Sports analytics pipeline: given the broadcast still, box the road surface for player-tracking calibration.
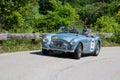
[0,47,120,80]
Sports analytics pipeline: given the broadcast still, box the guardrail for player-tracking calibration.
[0,33,46,40]
[0,33,113,40]
[99,33,113,38]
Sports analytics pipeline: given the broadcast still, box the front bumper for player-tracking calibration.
[42,47,74,53]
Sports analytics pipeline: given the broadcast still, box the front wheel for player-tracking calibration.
[74,43,82,59]
[42,49,49,55]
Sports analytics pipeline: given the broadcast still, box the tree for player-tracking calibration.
[0,0,35,32]
[38,0,55,15]
[116,10,120,24]
[95,16,119,32]
[36,0,78,32]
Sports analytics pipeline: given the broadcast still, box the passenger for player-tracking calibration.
[70,27,77,33]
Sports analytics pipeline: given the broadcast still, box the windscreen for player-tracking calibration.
[58,26,83,34]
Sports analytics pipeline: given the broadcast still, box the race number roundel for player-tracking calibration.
[90,39,95,52]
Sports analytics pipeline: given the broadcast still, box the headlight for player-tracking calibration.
[43,38,48,42]
[70,40,76,45]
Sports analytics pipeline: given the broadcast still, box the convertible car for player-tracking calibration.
[42,26,102,59]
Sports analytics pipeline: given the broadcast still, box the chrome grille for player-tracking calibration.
[50,39,69,49]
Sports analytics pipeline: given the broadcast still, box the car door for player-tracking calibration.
[82,36,91,53]
[83,36,96,53]
[87,37,96,53]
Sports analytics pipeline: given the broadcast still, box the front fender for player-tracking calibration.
[70,38,84,52]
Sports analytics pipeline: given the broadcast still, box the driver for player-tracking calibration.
[82,28,88,36]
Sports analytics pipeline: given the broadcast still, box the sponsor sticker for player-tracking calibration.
[90,39,95,52]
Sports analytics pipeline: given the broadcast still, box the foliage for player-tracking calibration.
[78,3,100,26]
[78,1,120,26]
[38,0,55,15]
[95,16,120,44]
[0,0,35,33]
[36,0,78,33]
[116,10,120,24]
[112,29,120,44]
[95,16,119,32]
[0,39,42,53]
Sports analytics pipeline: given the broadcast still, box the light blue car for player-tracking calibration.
[42,26,102,59]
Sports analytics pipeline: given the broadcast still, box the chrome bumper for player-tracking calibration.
[42,47,74,53]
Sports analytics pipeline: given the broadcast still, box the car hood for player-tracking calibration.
[52,33,81,42]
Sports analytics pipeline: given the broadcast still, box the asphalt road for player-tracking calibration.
[0,47,120,80]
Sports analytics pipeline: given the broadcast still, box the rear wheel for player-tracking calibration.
[93,42,100,56]
[74,43,82,59]
[42,49,49,55]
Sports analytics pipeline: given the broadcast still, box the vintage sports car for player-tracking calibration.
[42,26,102,59]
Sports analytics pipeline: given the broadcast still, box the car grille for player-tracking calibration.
[50,39,70,49]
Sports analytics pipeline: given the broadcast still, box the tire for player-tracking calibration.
[42,49,49,55]
[74,43,82,59]
[93,42,100,56]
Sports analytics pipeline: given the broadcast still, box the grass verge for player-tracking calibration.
[102,39,120,47]
[0,39,42,54]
